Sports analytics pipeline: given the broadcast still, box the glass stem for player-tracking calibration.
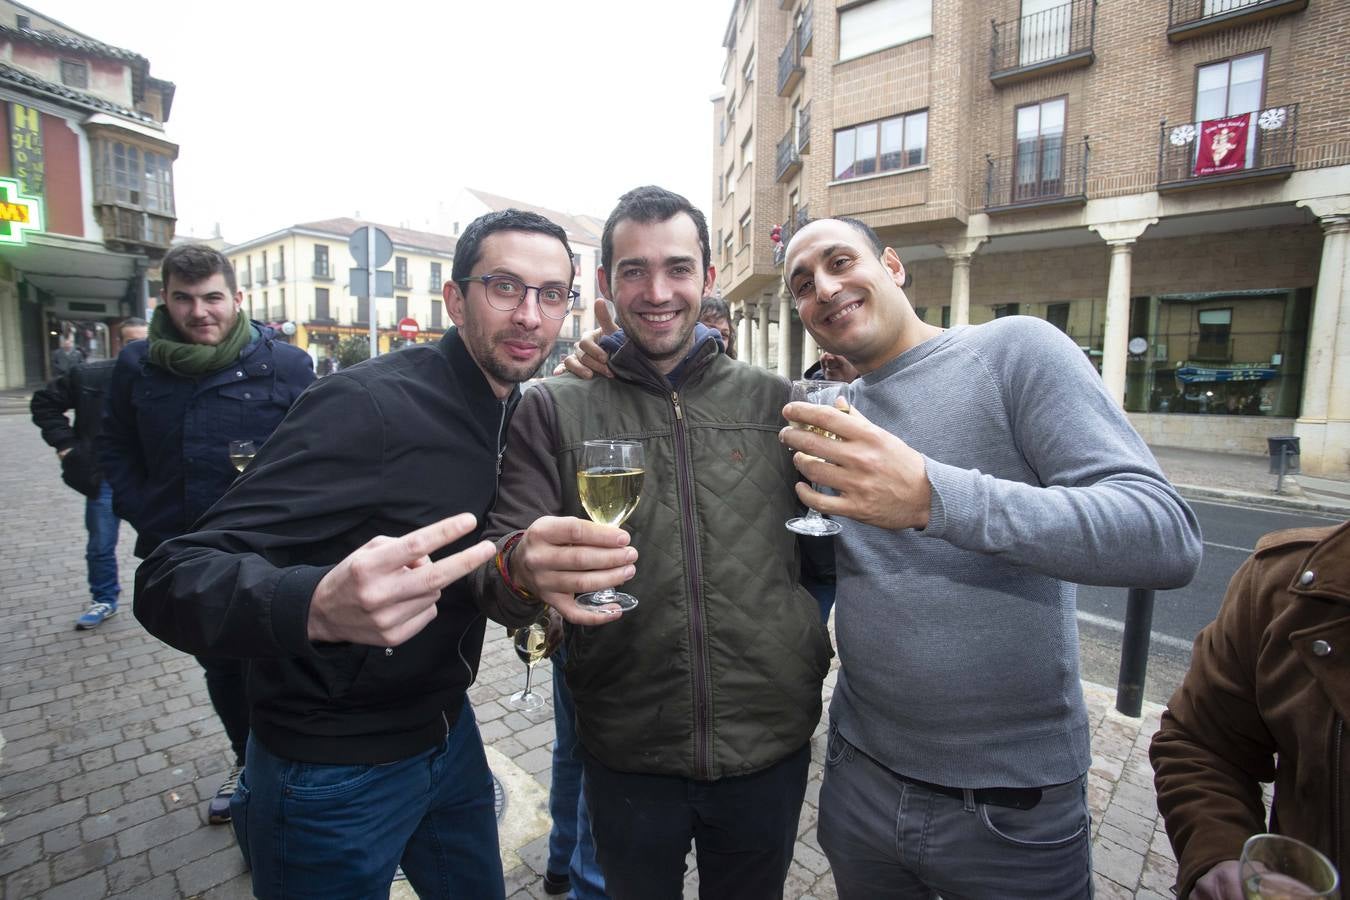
[521,663,534,696]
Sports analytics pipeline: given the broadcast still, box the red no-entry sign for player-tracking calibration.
[397,317,420,339]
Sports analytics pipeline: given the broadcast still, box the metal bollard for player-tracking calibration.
[1115,587,1156,717]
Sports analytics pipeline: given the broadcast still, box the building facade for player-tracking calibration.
[712,0,1349,474]
[0,1,177,388]
[226,219,458,372]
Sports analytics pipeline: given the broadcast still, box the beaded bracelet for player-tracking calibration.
[495,531,535,602]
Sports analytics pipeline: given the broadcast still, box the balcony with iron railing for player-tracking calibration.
[798,102,811,153]
[1157,104,1298,193]
[313,260,333,280]
[272,261,285,281]
[991,0,1095,86]
[239,269,252,288]
[776,8,812,97]
[255,267,268,285]
[776,128,802,183]
[1167,0,1307,42]
[982,137,1090,212]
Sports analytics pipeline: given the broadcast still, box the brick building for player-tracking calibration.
[712,0,1349,474]
[0,1,177,389]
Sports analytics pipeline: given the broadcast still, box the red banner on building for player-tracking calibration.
[1194,114,1250,177]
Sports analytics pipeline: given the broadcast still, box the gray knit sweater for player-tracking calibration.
[833,316,1201,789]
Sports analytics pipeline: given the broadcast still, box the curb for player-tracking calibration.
[1174,483,1350,517]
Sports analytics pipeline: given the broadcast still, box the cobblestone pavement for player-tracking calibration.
[0,406,1217,899]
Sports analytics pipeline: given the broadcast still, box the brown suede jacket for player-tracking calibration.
[1151,519,1350,898]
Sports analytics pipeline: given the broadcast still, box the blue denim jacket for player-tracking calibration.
[99,323,314,557]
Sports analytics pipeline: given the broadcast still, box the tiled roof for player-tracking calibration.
[0,23,145,65]
[0,61,159,125]
[291,218,458,254]
[467,189,604,245]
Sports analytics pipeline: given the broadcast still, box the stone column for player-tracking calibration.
[1089,218,1157,407]
[757,297,771,370]
[939,236,987,327]
[777,288,793,377]
[1294,197,1350,475]
[736,301,752,362]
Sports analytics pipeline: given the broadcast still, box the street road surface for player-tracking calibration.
[1076,497,1344,704]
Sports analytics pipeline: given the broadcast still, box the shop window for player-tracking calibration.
[1194,308,1232,360]
[1046,302,1070,333]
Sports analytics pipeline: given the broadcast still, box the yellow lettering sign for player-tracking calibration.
[0,202,29,223]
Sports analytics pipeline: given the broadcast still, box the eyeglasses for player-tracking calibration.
[460,274,579,320]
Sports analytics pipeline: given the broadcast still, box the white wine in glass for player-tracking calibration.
[1240,834,1340,900]
[576,439,644,611]
[785,379,847,537]
[228,440,257,473]
[508,618,548,712]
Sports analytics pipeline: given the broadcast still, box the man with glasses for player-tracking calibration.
[135,210,578,899]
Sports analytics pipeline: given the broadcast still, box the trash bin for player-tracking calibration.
[1267,436,1300,474]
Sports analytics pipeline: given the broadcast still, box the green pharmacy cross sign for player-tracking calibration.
[0,176,43,245]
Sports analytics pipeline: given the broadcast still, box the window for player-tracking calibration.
[276,246,286,280]
[1196,52,1264,121]
[431,300,443,329]
[396,296,408,320]
[91,140,175,214]
[993,303,1021,318]
[1195,308,1232,360]
[941,305,951,328]
[395,256,409,288]
[60,59,88,89]
[834,110,926,180]
[741,130,755,170]
[723,232,735,263]
[738,210,752,249]
[315,288,330,321]
[1014,98,1065,201]
[742,50,756,87]
[314,244,330,277]
[429,261,442,291]
[1046,302,1070,333]
[357,297,370,325]
[279,288,287,321]
[838,0,931,62]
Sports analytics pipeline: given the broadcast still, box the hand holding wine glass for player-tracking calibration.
[784,380,847,536]
[576,439,644,611]
[1239,834,1340,900]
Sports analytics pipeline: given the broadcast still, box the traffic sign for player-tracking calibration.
[349,268,394,298]
[398,317,420,338]
[349,227,393,268]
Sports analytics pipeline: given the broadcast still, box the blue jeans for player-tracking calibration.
[548,651,608,899]
[818,724,1092,900]
[85,482,120,607]
[231,702,504,900]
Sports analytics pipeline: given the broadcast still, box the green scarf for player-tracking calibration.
[147,305,255,376]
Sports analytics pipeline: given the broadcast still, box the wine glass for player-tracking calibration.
[575,439,645,611]
[508,617,549,712]
[228,440,257,473]
[1240,834,1340,899]
[785,379,848,537]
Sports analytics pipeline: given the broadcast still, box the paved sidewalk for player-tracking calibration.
[0,405,1335,898]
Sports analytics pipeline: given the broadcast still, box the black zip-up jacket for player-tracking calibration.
[30,359,117,498]
[135,329,518,765]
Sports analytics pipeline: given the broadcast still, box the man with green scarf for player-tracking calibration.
[99,243,314,825]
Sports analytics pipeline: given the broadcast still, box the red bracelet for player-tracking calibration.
[495,532,535,601]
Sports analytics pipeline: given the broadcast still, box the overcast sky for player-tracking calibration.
[42,0,731,242]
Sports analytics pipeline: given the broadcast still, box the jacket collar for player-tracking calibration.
[439,327,519,411]
[1290,520,1350,605]
[602,323,723,391]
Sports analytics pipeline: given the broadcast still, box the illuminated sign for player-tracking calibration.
[9,103,44,195]
[0,176,43,244]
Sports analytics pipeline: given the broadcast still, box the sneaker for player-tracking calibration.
[75,602,117,630]
[543,871,571,896]
[208,767,242,825]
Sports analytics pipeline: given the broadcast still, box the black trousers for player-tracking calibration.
[583,741,810,900]
[196,655,249,765]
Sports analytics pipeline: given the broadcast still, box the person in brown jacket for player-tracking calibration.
[1150,519,1350,899]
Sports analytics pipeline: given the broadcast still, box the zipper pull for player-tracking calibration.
[672,391,683,420]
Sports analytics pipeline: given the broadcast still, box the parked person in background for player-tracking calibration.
[31,317,148,629]
[1151,520,1349,900]
[51,335,85,377]
[698,294,737,359]
[99,244,314,826]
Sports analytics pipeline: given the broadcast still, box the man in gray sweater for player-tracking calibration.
[780,217,1202,899]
